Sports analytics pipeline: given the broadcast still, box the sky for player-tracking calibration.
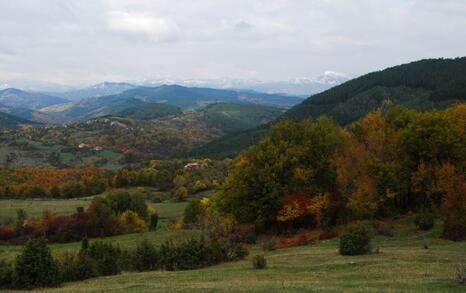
[0,0,465,87]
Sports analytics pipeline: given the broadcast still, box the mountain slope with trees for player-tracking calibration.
[189,57,466,159]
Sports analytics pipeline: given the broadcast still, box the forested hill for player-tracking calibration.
[0,111,38,128]
[284,57,466,124]
[189,57,466,159]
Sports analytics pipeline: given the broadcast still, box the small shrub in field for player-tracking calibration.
[88,241,121,276]
[414,211,435,231]
[149,213,159,231]
[244,231,257,244]
[58,253,97,282]
[456,263,466,285]
[252,254,267,269]
[14,238,61,289]
[339,222,374,256]
[260,237,277,251]
[132,239,158,271]
[159,237,248,271]
[183,200,204,225]
[118,210,148,233]
[0,261,14,289]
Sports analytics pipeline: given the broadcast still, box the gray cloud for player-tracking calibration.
[0,0,465,87]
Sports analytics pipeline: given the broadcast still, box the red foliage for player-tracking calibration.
[278,232,314,248]
[0,225,15,241]
[442,181,466,241]
[319,229,339,240]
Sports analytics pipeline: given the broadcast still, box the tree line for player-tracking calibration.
[214,103,466,241]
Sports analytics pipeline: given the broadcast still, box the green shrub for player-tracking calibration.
[0,261,13,289]
[159,237,248,271]
[252,254,267,269]
[244,231,257,244]
[88,241,121,276]
[183,200,204,225]
[149,213,159,231]
[339,222,374,256]
[14,238,61,289]
[414,211,435,230]
[59,252,97,282]
[132,240,158,271]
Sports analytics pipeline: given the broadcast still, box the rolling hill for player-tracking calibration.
[0,88,69,110]
[55,82,137,100]
[112,102,182,120]
[0,111,38,128]
[188,57,466,159]
[43,85,302,123]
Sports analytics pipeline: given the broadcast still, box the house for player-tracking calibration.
[94,146,103,151]
[184,161,208,171]
[78,143,89,149]
[184,162,201,171]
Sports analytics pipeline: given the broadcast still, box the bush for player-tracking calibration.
[159,237,248,271]
[88,241,121,276]
[244,231,257,244]
[183,200,204,225]
[149,213,159,231]
[14,238,61,289]
[252,254,267,269]
[58,252,97,282]
[132,240,158,271]
[456,263,466,285]
[339,222,374,256]
[0,261,13,289]
[414,211,435,231]
[118,210,148,233]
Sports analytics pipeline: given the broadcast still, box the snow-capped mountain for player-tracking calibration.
[138,71,350,96]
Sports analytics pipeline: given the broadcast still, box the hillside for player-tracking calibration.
[189,57,466,159]
[55,82,137,100]
[285,57,466,124]
[0,103,281,167]
[44,85,302,123]
[0,111,38,128]
[199,103,283,133]
[0,88,68,111]
[112,102,182,120]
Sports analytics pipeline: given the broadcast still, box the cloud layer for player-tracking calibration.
[0,0,465,86]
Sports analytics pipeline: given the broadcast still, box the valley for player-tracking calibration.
[0,57,465,292]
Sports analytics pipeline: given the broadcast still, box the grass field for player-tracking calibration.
[0,193,192,263]
[0,217,464,292]
[0,197,465,293]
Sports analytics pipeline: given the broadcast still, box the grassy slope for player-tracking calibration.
[1,217,464,292]
[42,220,466,292]
[0,194,191,263]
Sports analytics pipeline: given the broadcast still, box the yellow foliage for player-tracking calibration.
[118,210,148,233]
[277,202,303,222]
[200,197,210,207]
[147,206,156,216]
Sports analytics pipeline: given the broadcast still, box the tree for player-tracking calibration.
[14,238,60,289]
[174,186,188,201]
[215,118,344,224]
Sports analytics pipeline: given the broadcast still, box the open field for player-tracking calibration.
[0,193,193,263]
[1,217,465,292]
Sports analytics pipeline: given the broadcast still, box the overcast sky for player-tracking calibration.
[1,0,465,87]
